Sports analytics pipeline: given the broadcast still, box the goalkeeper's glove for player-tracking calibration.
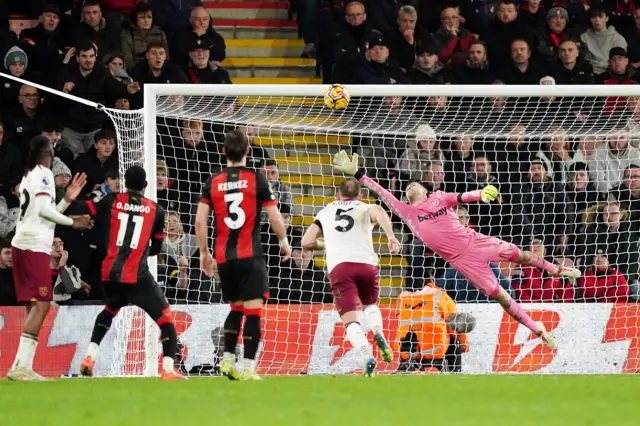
[481,185,499,204]
[332,150,359,176]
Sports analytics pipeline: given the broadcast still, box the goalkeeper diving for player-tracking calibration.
[333,151,582,349]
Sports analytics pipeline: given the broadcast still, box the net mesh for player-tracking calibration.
[119,91,640,374]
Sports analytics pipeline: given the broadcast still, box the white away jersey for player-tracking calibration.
[314,200,377,272]
[11,166,57,254]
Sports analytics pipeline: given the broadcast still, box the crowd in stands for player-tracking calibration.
[0,0,639,307]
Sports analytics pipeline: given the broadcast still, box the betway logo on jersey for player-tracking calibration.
[417,207,447,222]
[218,180,248,192]
[116,202,151,213]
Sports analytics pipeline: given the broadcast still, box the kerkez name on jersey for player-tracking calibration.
[116,202,151,213]
[218,180,248,192]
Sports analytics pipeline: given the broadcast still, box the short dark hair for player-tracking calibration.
[42,117,62,133]
[130,2,153,25]
[264,159,277,168]
[81,0,100,10]
[558,38,579,48]
[75,41,97,56]
[0,238,11,252]
[499,0,517,7]
[105,168,119,180]
[125,166,146,191]
[147,40,168,53]
[339,177,361,198]
[94,128,116,144]
[25,136,52,173]
[224,130,249,162]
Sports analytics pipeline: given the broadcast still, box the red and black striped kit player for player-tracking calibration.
[78,166,186,380]
[196,130,291,380]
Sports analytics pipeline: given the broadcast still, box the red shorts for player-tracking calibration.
[11,247,52,303]
[329,262,379,316]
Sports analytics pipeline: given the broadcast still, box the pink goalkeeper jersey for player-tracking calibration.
[359,175,483,262]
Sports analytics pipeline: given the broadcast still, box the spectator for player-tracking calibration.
[19,5,68,84]
[520,158,575,246]
[581,6,627,74]
[482,0,537,71]
[158,249,189,304]
[389,5,419,70]
[623,5,640,68]
[89,168,121,202]
[577,247,630,302]
[0,240,17,306]
[297,0,319,58]
[51,236,89,303]
[1,47,42,114]
[157,159,180,212]
[421,161,446,193]
[536,6,577,65]
[113,98,130,110]
[43,119,74,171]
[273,239,331,304]
[56,42,139,156]
[332,1,373,84]
[464,155,505,236]
[0,182,20,239]
[0,18,18,62]
[550,39,595,84]
[73,0,121,60]
[121,2,168,71]
[611,165,640,221]
[184,39,232,85]
[565,162,607,223]
[52,157,72,202]
[406,39,450,85]
[535,128,573,182]
[596,47,640,85]
[588,132,640,192]
[149,0,203,31]
[572,135,603,163]
[519,0,548,31]
[103,52,134,84]
[394,124,443,190]
[450,40,496,84]
[0,123,22,187]
[130,41,188,108]
[446,134,474,191]
[495,124,531,197]
[169,6,226,68]
[163,210,198,271]
[318,0,346,82]
[576,201,639,287]
[355,30,410,84]
[512,237,575,302]
[434,6,476,68]
[4,85,43,162]
[72,128,119,195]
[263,203,294,287]
[260,159,292,215]
[499,39,546,84]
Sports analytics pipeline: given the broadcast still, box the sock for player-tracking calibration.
[242,309,261,361]
[90,308,116,346]
[363,305,384,335]
[86,342,99,359]
[224,307,244,354]
[159,323,178,368]
[243,358,256,373]
[162,356,175,374]
[345,322,372,361]
[504,298,540,334]
[12,333,37,370]
[527,254,558,274]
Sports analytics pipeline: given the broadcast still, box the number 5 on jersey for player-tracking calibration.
[224,192,245,229]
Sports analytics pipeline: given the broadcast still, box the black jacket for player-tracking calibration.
[388,28,418,70]
[611,183,640,222]
[130,60,189,109]
[184,63,232,85]
[73,19,120,60]
[19,24,69,84]
[550,58,595,84]
[0,140,22,186]
[169,25,227,67]
[332,21,373,83]
[72,145,119,196]
[0,267,18,306]
[450,61,497,84]
[55,64,129,132]
[355,57,411,84]
[535,26,579,65]
[406,62,450,85]
[499,60,546,85]
[482,18,537,71]
[519,179,576,242]
[4,106,43,161]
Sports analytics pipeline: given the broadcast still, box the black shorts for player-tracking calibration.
[218,258,269,303]
[102,274,169,321]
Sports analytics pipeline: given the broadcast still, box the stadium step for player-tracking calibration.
[226,39,304,58]
[293,195,377,205]
[282,175,343,187]
[314,256,407,269]
[276,155,331,166]
[254,135,350,147]
[233,77,321,84]
[222,57,316,78]
[206,2,289,20]
[214,19,298,40]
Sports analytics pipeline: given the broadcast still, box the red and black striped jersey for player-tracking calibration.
[201,167,277,264]
[84,192,165,284]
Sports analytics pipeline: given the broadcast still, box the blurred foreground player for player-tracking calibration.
[196,130,292,381]
[333,151,583,350]
[301,178,401,377]
[8,136,92,381]
[79,166,186,380]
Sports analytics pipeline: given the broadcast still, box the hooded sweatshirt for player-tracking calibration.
[4,46,28,71]
[580,26,628,74]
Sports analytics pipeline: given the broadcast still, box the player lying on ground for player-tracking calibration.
[8,136,93,381]
[78,166,186,380]
[301,178,401,377]
[333,151,582,349]
[196,130,292,381]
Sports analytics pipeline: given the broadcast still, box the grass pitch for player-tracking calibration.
[1,375,637,426]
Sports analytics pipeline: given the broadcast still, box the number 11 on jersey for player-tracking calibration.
[116,212,145,249]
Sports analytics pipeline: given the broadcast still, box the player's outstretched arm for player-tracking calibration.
[195,201,217,278]
[333,150,412,220]
[369,205,401,254]
[56,173,88,213]
[265,205,292,262]
[36,194,93,229]
[301,223,324,251]
[440,185,499,208]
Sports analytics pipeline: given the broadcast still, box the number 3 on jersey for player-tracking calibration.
[116,212,145,249]
[224,192,245,229]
